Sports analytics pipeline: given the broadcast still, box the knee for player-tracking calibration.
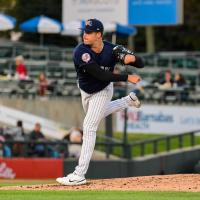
[83,121,98,134]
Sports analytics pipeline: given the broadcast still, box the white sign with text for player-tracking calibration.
[116,105,200,134]
[62,0,127,24]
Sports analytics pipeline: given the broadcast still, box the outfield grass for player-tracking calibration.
[96,132,200,157]
[0,191,200,200]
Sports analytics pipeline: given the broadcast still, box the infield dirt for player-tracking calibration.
[0,174,200,192]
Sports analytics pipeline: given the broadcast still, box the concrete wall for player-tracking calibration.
[128,146,200,176]
[0,97,105,129]
[64,160,128,179]
[0,97,117,131]
[63,146,200,178]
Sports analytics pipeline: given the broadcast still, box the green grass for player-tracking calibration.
[0,191,200,200]
[96,132,200,158]
[102,132,163,141]
[0,179,55,187]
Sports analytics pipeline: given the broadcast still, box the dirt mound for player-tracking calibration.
[1,174,200,192]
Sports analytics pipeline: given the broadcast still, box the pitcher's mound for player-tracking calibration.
[1,174,200,192]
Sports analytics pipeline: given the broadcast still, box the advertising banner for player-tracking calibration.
[62,0,183,26]
[62,0,127,24]
[0,158,63,179]
[128,0,183,25]
[116,105,200,134]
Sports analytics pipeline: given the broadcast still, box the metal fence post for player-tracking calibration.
[178,135,183,148]
[105,114,113,158]
[123,144,131,159]
[166,137,170,151]
[141,143,145,156]
[153,140,158,154]
[191,132,195,146]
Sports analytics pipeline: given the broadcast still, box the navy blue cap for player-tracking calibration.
[81,19,104,33]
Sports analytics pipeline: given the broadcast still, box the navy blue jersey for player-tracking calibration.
[73,41,117,94]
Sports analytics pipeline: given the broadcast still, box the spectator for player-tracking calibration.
[156,70,173,90]
[15,55,29,80]
[69,127,83,144]
[173,72,186,88]
[29,123,46,157]
[14,120,25,141]
[173,72,188,101]
[5,120,25,157]
[0,134,12,157]
[38,72,48,96]
[64,127,83,158]
[29,123,59,157]
[0,135,4,157]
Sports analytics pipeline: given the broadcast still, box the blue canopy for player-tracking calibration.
[116,23,137,36]
[20,15,63,33]
[20,15,64,45]
[0,13,16,31]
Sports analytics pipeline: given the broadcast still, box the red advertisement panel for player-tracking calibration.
[0,158,63,179]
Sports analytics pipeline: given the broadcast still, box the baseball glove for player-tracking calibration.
[112,45,134,65]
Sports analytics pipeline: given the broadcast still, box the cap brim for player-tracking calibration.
[79,28,99,33]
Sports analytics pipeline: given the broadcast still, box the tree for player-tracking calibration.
[8,0,77,46]
[11,0,62,22]
[0,0,16,12]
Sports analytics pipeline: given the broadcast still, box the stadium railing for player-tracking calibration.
[127,130,200,159]
[0,130,200,159]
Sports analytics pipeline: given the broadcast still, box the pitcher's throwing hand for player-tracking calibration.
[128,74,141,84]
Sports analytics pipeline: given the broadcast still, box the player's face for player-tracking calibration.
[83,31,101,45]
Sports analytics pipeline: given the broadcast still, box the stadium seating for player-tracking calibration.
[0,44,200,102]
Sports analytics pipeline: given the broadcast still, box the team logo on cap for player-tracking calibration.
[86,20,92,27]
[82,53,91,63]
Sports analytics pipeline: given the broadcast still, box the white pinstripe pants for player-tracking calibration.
[74,83,130,177]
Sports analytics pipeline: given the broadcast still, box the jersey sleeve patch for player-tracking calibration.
[81,53,91,63]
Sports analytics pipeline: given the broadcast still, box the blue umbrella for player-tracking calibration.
[115,23,137,36]
[0,13,16,31]
[110,23,137,44]
[20,15,63,45]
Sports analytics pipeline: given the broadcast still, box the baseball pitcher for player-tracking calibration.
[56,18,144,185]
